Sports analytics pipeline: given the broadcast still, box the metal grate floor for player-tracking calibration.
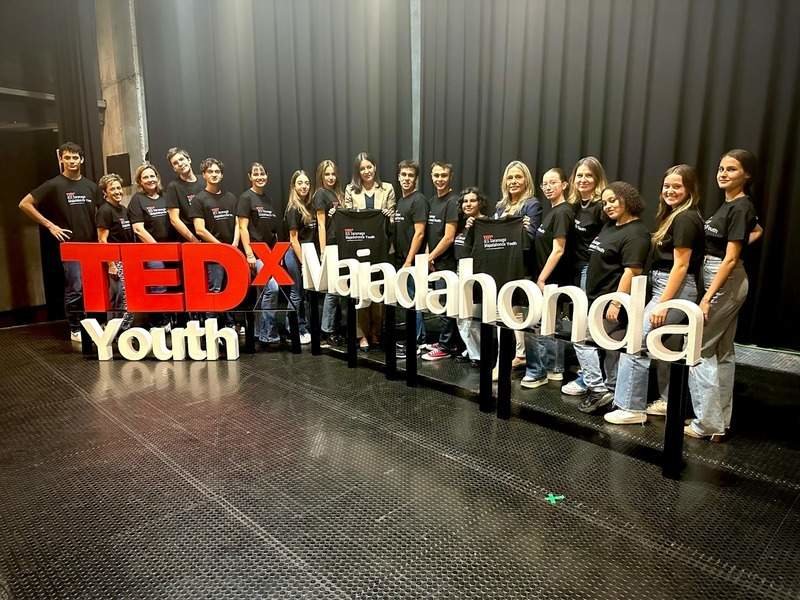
[0,323,798,598]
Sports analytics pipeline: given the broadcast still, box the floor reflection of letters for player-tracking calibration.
[94,360,241,402]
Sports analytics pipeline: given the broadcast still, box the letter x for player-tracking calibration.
[250,242,293,285]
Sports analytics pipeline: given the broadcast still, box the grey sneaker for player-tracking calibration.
[578,389,613,414]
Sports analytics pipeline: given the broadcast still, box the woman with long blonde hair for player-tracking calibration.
[284,169,316,344]
[314,160,345,345]
[604,165,704,425]
[492,161,548,388]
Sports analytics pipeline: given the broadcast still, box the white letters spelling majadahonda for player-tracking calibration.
[301,242,703,365]
[81,318,240,361]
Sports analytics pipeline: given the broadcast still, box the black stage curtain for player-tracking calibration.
[136,0,413,212]
[50,0,104,181]
[420,0,800,350]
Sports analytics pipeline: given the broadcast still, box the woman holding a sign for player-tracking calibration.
[604,165,704,425]
[686,150,762,440]
[343,152,396,352]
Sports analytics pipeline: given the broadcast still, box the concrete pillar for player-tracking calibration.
[95,0,148,190]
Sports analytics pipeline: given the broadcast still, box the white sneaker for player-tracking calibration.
[646,398,668,416]
[561,379,588,396]
[520,376,548,389]
[604,409,647,425]
[547,371,564,381]
[70,330,82,343]
[299,332,311,345]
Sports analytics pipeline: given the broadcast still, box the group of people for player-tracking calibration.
[18,142,762,442]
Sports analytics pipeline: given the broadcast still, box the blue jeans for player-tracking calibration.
[524,332,546,380]
[321,293,340,335]
[206,263,235,327]
[254,259,280,342]
[457,317,481,360]
[613,271,697,412]
[284,248,308,335]
[687,258,748,435]
[433,277,456,350]
[537,336,565,373]
[407,276,426,344]
[63,261,83,330]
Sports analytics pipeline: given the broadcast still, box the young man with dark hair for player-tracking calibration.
[165,147,202,242]
[190,158,240,327]
[421,161,460,361]
[394,160,428,355]
[18,141,100,342]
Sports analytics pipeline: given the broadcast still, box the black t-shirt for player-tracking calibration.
[572,200,605,264]
[534,201,574,284]
[334,209,390,263]
[30,174,100,242]
[394,191,428,261]
[586,220,651,301]
[471,217,527,287]
[189,190,238,245]
[453,218,474,261]
[426,191,460,270]
[313,188,340,244]
[651,209,704,274]
[237,189,280,245]
[128,192,173,242]
[703,195,758,259]
[96,202,133,243]
[164,177,204,232]
[285,205,318,246]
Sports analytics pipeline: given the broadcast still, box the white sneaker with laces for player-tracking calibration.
[604,409,647,425]
[646,398,668,416]
[561,379,588,396]
[299,332,312,345]
[70,330,82,343]
[520,376,548,389]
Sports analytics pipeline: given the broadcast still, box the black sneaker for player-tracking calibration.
[577,390,614,414]
[454,354,472,364]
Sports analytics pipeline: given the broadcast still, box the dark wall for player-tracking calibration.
[136,0,413,206]
[136,0,799,350]
[419,0,800,350]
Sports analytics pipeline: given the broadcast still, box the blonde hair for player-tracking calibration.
[652,164,700,246]
[134,163,163,194]
[315,159,343,202]
[497,160,535,216]
[286,170,314,224]
[567,156,608,204]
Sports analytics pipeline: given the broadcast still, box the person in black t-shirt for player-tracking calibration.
[490,161,545,387]
[562,156,609,396]
[606,165,705,426]
[164,147,202,243]
[19,141,100,341]
[313,160,345,345]
[284,170,316,343]
[394,160,428,347]
[128,163,172,328]
[449,187,486,366]
[577,182,650,415]
[421,161,460,359]
[96,173,134,331]
[190,158,240,328]
[238,162,282,343]
[534,167,574,381]
[687,150,763,440]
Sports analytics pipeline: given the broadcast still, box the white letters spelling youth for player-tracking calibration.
[81,318,240,361]
[301,243,703,365]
